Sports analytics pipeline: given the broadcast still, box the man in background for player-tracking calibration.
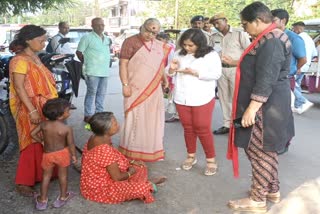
[76,17,111,123]
[51,21,77,109]
[271,9,307,155]
[190,15,215,47]
[50,21,73,54]
[292,21,316,114]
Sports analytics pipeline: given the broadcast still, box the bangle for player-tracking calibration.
[126,171,131,178]
[122,83,129,86]
[29,109,38,115]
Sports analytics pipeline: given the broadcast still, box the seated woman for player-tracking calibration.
[80,112,166,204]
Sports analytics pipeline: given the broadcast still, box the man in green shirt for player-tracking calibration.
[76,17,111,122]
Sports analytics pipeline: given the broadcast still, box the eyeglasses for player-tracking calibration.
[143,25,158,36]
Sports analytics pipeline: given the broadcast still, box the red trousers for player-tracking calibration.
[15,143,58,186]
[176,99,216,158]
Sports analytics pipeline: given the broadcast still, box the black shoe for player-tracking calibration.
[213,126,229,135]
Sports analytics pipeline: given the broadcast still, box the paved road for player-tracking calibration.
[1,61,320,214]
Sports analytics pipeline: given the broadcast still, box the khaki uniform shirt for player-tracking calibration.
[212,26,251,60]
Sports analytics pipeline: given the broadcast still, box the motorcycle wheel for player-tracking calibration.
[0,111,18,161]
[0,116,8,153]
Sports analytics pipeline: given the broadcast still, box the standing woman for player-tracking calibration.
[168,28,221,175]
[119,18,170,162]
[227,2,294,212]
[9,25,58,196]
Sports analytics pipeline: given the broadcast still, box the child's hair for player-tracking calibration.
[42,98,71,121]
[88,112,114,136]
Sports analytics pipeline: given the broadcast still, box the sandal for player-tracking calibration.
[181,155,197,170]
[16,185,37,197]
[228,197,267,213]
[204,160,217,176]
[34,194,48,211]
[52,191,76,208]
[248,189,281,203]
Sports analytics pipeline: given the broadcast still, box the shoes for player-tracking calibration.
[228,197,267,213]
[248,190,280,203]
[83,116,91,123]
[181,155,197,170]
[53,192,76,208]
[35,194,48,211]
[165,115,179,123]
[293,101,314,114]
[70,104,77,110]
[213,126,229,135]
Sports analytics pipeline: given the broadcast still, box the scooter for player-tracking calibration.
[0,53,18,160]
[39,53,75,102]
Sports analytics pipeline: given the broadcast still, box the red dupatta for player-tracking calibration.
[227,23,276,178]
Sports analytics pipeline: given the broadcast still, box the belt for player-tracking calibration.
[222,63,236,68]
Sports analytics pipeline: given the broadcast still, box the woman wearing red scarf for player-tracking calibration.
[227,2,294,212]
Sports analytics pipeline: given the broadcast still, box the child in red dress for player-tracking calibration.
[80,112,166,204]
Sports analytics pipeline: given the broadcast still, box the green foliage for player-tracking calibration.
[0,0,73,16]
[3,1,94,27]
[153,0,298,29]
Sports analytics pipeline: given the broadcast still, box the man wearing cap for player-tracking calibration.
[190,15,215,47]
[210,12,251,135]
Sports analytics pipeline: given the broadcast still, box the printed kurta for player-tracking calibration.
[80,143,154,204]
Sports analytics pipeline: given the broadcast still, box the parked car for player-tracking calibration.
[63,28,116,67]
[114,29,139,47]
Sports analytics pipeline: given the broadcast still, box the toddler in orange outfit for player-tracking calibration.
[31,98,77,210]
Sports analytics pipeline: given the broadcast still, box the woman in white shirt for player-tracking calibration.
[168,28,222,176]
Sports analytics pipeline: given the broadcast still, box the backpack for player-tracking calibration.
[45,35,62,53]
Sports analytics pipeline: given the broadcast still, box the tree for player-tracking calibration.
[153,0,297,29]
[0,0,73,16]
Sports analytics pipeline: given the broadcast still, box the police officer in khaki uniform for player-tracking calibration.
[210,12,251,135]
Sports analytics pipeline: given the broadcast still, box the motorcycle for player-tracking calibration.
[0,53,18,160]
[39,53,76,102]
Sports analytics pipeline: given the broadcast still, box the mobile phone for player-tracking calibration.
[233,116,259,128]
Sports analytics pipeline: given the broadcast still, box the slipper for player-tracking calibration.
[16,185,37,197]
[151,183,158,194]
[52,192,76,208]
[34,194,48,211]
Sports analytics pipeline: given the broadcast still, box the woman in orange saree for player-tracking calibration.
[9,25,58,197]
[119,18,171,162]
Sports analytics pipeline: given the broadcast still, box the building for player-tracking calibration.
[99,0,160,33]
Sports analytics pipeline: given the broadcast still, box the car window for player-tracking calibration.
[68,31,91,43]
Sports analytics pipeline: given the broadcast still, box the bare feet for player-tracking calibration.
[16,185,36,197]
[150,176,167,185]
